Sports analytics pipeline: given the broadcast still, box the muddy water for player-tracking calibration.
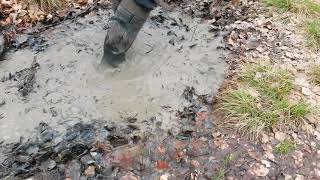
[0,9,227,142]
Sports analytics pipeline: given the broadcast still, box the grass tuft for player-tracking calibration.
[275,139,296,154]
[265,0,294,11]
[240,64,294,100]
[212,168,226,180]
[307,20,320,49]
[309,65,320,85]
[219,64,312,138]
[265,0,320,16]
[224,153,235,165]
[289,102,312,119]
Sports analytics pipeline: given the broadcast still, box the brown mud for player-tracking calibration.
[0,7,227,143]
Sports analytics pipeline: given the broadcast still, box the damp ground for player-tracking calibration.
[0,8,227,142]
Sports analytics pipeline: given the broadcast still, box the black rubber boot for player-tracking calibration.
[101,0,151,67]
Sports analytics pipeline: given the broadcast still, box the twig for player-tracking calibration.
[190,25,198,41]
[145,43,154,54]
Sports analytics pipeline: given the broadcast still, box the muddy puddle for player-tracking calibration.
[0,8,227,143]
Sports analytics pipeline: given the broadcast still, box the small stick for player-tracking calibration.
[145,43,154,54]
[190,25,198,41]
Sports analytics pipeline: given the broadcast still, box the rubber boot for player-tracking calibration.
[111,0,121,12]
[101,0,151,67]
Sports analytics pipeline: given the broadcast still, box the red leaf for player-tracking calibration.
[156,161,169,170]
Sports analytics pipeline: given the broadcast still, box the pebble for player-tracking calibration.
[301,87,312,96]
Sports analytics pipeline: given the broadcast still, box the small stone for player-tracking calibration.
[295,174,304,180]
[208,18,216,24]
[261,160,271,168]
[90,151,97,158]
[47,160,57,170]
[301,87,312,96]
[284,174,293,180]
[285,52,294,59]
[160,173,170,180]
[81,154,95,165]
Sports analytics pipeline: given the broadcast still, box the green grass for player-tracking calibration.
[212,168,226,180]
[309,65,320,85]
[240,64,294,100]
[224,153,235,165]
[265,0,320,16]
[265,0,320,49]
[289,102,312,119]
[219,64,312,138]
[275,139,296,154]
[265,0,294,11]
[307,20,320,49]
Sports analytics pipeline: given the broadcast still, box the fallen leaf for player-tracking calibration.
[84,166,95,176]
[196,111,208,121]
[275,131,286,142]
[261,133,269,143]
[191,160,200,168]
[119,172,139,180]
[174,140,188,150]
[251,164,269,177]
[292,151,304,167]
[248,150,262,161]
[156,161,169,170]
[214,138,229,150]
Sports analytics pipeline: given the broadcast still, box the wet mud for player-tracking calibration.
[0,87,218,179]
[0,8,227,142]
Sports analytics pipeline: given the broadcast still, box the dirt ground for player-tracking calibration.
[1,0,320,179]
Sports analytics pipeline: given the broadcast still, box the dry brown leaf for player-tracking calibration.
[249,164,269,177]
[248,150,262,161]
[292,151,304,167]
[275,131,286,142]
[261,133,269,143]
[84,166,95,176]
[119,172,139,180]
